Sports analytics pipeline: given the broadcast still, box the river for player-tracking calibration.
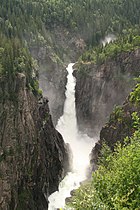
[48,63,96,210]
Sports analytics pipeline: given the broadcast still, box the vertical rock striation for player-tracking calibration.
[74,49,140,136]
[0,73,69,209]
[30,26,86,125]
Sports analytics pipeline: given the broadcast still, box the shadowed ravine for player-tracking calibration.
[48,63,97,209]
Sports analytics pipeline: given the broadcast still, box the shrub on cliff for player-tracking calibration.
[130,83,140,105]
[67,128,140,210]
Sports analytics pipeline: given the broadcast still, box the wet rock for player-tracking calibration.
[90,94,140,171]
[74,49,140,137]
[0,73,70,209]
[30,26,86,126]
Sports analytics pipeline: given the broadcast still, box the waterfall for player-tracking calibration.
[48,63,96,210]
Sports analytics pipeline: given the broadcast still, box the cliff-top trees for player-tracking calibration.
[0,35,40,97]
[1,0,140,46]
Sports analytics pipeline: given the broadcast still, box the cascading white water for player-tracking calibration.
[48,63,96,210]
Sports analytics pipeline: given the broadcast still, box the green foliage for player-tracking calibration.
[67,182,105,210]
[129,84,140,105]
[134,77,140,84]
[0,35,41,97]
[132,112,140,130]
[30,79,42,96]
[109,105,124,123]
[98,142,112,167]
[67,129,140,209]
[1,0,140,80]
[79,31,140,65]
[0,36,31,76]
[1,0,140,46]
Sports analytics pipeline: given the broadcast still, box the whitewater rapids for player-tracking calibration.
[48,63,96,209]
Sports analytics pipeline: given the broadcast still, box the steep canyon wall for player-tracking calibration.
[0,73,69,209]
[30,27,86,125]
[74,49,140,137]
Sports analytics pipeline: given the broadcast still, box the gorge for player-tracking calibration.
[1,0,140,209]
[48,63,96,209]
[47,49,140,209]
[1,39,140,210]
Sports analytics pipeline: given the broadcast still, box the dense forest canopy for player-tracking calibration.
[0,35,40,99]
[78,31,140,65]
[0,0,140,96]
[0,0,140,45]
[0,0,140,103]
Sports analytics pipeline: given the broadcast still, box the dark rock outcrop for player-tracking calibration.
[90,90,140,171]
[74,49,140,136]
[0,73,69,209]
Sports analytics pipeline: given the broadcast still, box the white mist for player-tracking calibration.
[101,34,116,46]
[48,63,96,210]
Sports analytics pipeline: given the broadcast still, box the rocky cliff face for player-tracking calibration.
[0,73,69,209]
[74,49,140,136]
[30,27,86,126]
[90,88,140,171]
